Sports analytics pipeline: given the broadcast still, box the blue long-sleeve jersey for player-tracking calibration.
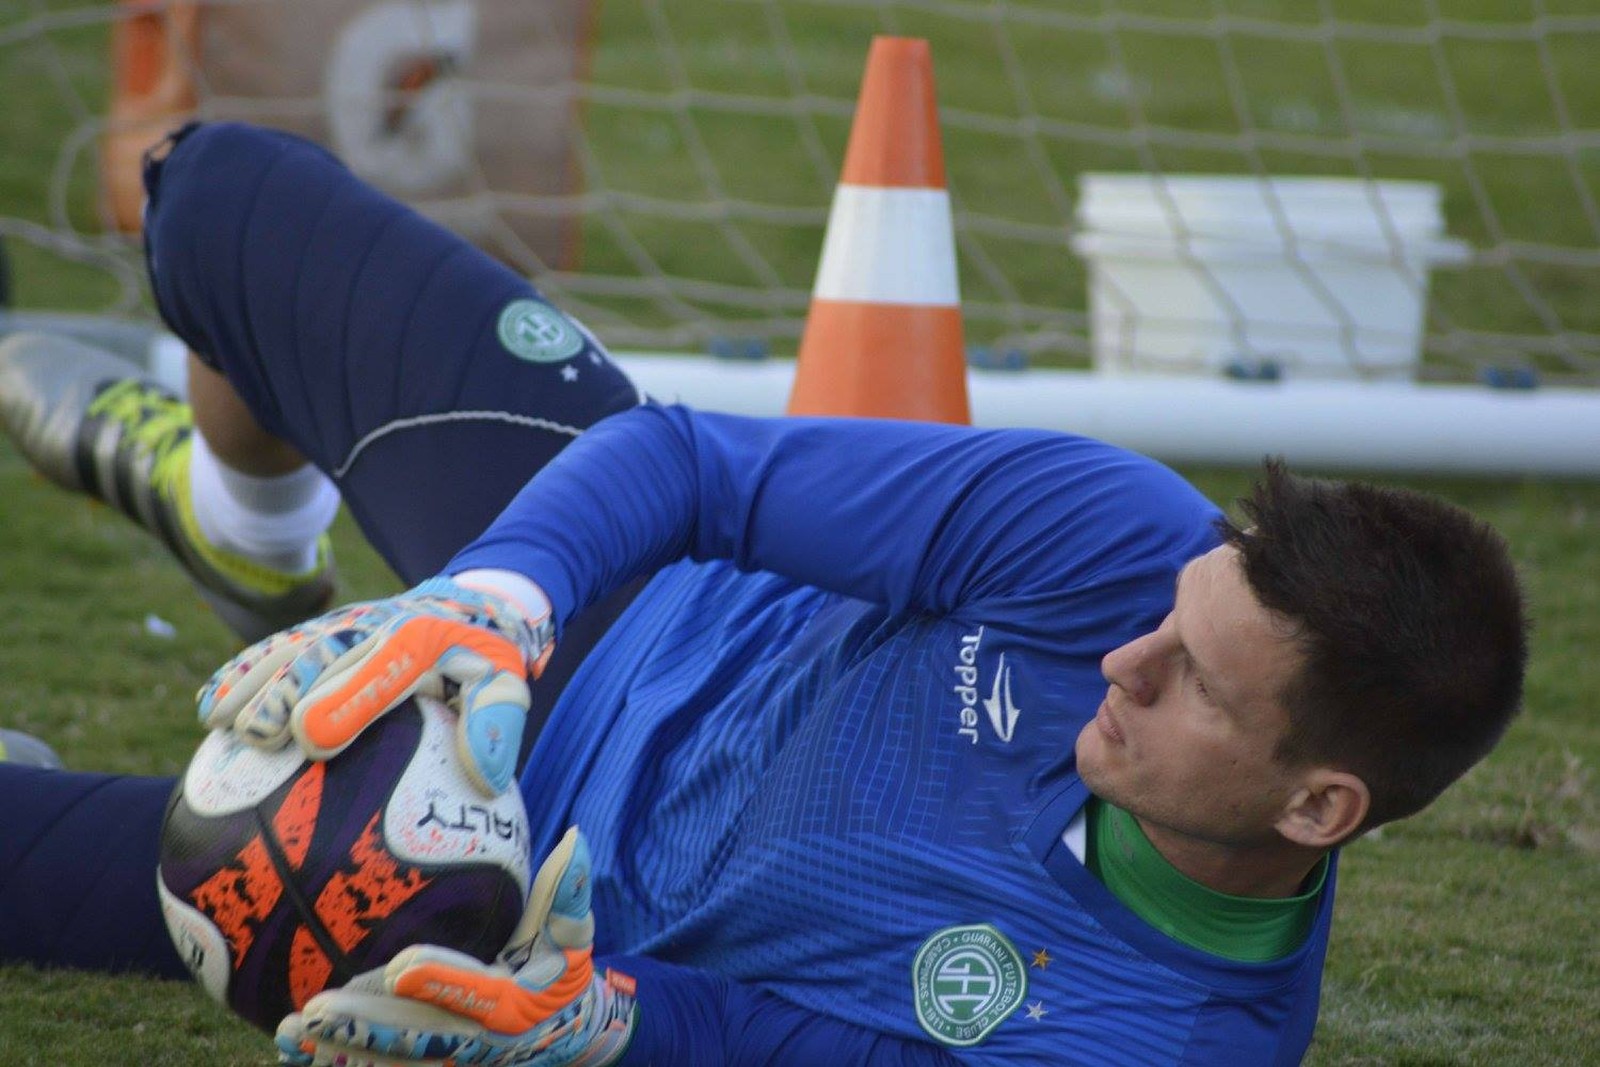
[449,407,1335,1065]
[116,122,1334,1063]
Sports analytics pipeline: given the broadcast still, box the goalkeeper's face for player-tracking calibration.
[1075,545,1340,861]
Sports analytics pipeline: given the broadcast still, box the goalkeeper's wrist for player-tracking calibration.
[451,568,555,628]
[568,967,639,1067]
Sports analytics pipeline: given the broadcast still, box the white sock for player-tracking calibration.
[188,430,340,574]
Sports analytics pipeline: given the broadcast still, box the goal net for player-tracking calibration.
[3,0,1599,387]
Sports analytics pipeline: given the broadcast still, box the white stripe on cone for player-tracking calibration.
[812,185,960,306]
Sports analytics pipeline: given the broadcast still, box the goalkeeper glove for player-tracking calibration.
[197,573,554,794]
[275,827,637,1067]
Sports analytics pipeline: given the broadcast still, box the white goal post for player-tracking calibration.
[3,0,1599,474]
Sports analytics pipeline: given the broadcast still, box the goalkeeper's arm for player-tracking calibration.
[604,956,964,1066]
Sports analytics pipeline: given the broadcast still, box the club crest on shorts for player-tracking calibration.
[912,923,1027,1046]
[497,299,585,363]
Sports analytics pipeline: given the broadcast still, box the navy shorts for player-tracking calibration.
[142,123,646,718]
[143,122,642,582]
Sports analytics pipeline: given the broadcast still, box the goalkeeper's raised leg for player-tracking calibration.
[0,333,338,643]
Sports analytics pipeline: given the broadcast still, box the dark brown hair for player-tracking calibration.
[1219,460,1529,831]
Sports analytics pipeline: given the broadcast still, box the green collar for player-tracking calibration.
[1085,798,1327,962]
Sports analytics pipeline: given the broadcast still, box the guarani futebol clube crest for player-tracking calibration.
[912,923,1027,1046]
[497,299,585,363]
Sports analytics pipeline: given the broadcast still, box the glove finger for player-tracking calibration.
[231,623,376,750]
[199,600,396,731]
[274,1013,314,1066]
[197,626,317,731]
[290,985,482,1065]
[273,968,413,1064]
[441,652,532,795]
[500,827,590,966]
[292,615,527,769]
[279,1032,450,1067]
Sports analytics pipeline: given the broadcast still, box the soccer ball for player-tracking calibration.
[156,695,531,1033]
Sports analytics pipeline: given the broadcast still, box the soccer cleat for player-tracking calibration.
[0,333,335,643]
[0,729,64,769]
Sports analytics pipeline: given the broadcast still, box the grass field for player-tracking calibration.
[1,1,1598,1064]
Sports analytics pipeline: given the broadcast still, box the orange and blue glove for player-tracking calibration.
[275,827,637,1067]
[196,575,554,795]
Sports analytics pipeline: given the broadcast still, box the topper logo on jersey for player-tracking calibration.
[913,923,1028,1047]
[952,627,1022,745]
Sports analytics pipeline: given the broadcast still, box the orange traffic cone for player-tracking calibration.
[787,36,969,423]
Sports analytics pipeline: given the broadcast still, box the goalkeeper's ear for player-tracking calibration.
[1274,769,1370,849]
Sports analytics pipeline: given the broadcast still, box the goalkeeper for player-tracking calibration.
[0,124,1528,1066]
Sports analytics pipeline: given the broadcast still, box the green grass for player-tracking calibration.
[1,1,1599,1063]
